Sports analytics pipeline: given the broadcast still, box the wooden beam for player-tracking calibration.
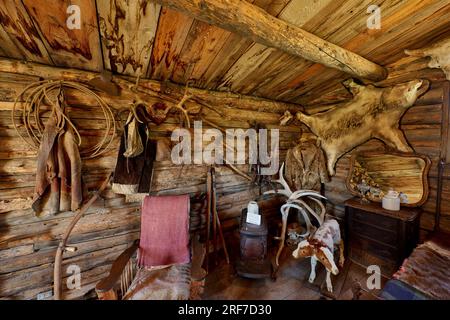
[0,57,302,113]
[152,0,387,81]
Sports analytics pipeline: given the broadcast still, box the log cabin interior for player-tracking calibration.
[1,0,450,301]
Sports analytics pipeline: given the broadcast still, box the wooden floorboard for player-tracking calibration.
[202,238,387,300]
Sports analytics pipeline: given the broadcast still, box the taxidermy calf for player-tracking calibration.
[297,79,429,175]
[292,219,344,293]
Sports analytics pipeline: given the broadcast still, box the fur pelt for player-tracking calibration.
[296,79,429,175]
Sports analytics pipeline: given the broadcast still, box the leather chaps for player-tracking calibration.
[32,118,83,216]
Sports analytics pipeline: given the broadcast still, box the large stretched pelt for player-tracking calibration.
[380,232,450,299]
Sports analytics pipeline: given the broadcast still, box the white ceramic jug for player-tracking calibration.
[382,190,401,211]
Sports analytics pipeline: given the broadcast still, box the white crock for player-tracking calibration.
[382,190,401,211]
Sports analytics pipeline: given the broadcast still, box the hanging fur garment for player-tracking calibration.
[285,136,330,191]
[14,81,116,216]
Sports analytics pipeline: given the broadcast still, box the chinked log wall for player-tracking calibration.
[320,55,450,238]
[0,60,302,299]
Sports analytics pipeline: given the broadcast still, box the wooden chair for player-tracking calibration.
[95,234,206,300]
[95,195,206,300]
[95,240,140,300]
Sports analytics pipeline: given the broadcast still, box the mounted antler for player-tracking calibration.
[163,89,193,128]
[265,163,327,221]
[279,110,294,126]
[265,163,293,198]
[264,163,328,267]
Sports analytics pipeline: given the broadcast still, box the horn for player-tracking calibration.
[404,48,427,57]
[417,79,430,98]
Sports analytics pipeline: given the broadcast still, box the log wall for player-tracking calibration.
[321,55,450,238]
[1,53,449,300]
[0,60,301,299]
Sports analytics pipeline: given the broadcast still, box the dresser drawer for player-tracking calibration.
[349,246,397,277]
[345,199,422,270]
[349,219,398,245]
[349,235,398,262]
[351,208,398,231]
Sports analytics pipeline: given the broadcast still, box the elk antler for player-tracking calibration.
[163,84,193,128]
[267,163,329,267]
[264,163,293,198]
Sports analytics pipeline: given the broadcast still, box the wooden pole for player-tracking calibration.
[204,168,212,273]
[211,167,218,265]
[53,173,113,300]
[0,57,303,114]
[212,168,230,264]
[152,0,387,81]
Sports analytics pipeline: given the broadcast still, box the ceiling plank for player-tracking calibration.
[217,0,335,94]
[0,0,52,64]
[97,0,161,76]
[201,33,253,89]
[148,8,194,80]
[200,0,287,89]
[0,25,24,59]
[288,0,450,104]
[217,45,278,91]
[22,0,102,71]
[170,20,230,85]
[152,0,387,81]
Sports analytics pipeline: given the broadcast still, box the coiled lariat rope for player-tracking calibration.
[11,80,117,158]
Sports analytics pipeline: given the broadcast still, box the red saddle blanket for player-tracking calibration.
[138,195,190,268]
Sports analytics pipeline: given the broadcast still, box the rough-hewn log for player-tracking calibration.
[152,0,387,81]
[0,57,302,113]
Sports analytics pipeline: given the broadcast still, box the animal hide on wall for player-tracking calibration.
[405,37,450,80]
[296,79,429,175]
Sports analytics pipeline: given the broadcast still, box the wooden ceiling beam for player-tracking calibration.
[0,57,302,113]
[152,0,388,81]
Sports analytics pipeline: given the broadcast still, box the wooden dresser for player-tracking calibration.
[345,198,422,276]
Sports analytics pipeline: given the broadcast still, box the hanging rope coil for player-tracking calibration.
[12,80,117,159]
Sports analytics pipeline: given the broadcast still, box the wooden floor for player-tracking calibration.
[202,234,388,300]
